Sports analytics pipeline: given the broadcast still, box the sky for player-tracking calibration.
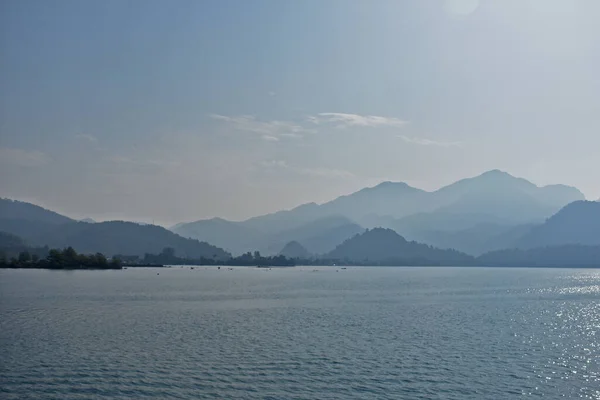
[1,0,599,226]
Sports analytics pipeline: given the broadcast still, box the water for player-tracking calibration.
[1,266,599,399]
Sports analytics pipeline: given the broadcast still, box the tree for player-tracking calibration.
[95,253,108,268]
[47,249,64,268]
[18,251,31,264]
[109,257,122,268]
[63,247,78,266]
[161,247,176,258]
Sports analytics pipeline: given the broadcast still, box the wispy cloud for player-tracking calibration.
[0,147,50,167]
[259,159,354,179]
[211,114,312,140]
[259,160,288,168]
[397,135,462,147]
[75,133,98,142]
[309,113,408,129]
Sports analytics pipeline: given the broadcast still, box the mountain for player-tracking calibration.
[0,219,68,244]
[173,214,364,256]
[0,231,49,259]
[80,218,96,223]
[0,198,75,243]
[0,198,73,224]
[0,199,230,259]
[316,170,583,227]
[172,217,262,254]
[262,215,364,255]
[382,170,584,239]
[428,170,581,224]
[28,221,231,259]
[477,245,600,267]
[279,241,311,259]
[516,201,600,248]
[173,171,583,256]
[407,222,536,256]
[376,171,583,252]
[0,231,28,248]
[242,202,326,234]
[325,228,474,265]
[319,181,429,223]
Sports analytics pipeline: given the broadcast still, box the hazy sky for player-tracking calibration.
[1,0,599,226]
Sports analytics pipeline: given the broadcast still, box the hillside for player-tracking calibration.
[263,215,364,255]
[325,228,474,265]
[516,201,600,248]
[279,241,311,259]
[172,217,261,254]
[408,222,536,256]
[477,245,600,267]
[0,231,49,259]
[0,231,27,248]
[0,198,73,224]
[319,181,429,222]
[174,215,363,256]
[0,199,230,259]
[29,221,231,259]
[0,199,75,244]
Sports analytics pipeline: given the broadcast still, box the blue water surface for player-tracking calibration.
[1,266,599,399]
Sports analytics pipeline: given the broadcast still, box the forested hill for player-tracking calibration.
[0,198,73,224]
[32,221,231,260]
[325,228,474,265]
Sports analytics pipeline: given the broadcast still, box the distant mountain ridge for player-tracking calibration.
[173,170,584,255]
[2,171,589,261]
[477,245,600,268]
[0,199,230,259]
[0,198,73,224]
[173,214,363,256]
[516,201,600,248]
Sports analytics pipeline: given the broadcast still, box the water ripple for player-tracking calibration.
[1,267,599,399]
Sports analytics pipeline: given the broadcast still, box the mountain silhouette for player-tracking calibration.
[408,222,536,256]
[173,214,364,256]
[263,215,364,255]
[428,170,582,223]
[0,231,28,248]
[173,170,584,255]
[31,221,231,259]
[477,245,600,267]
[515,201,600,248]
[0,199,230,259]
[0,198,74,224]
[279,241,311,259]
[172,217,262,254]
[325,228,474,265]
